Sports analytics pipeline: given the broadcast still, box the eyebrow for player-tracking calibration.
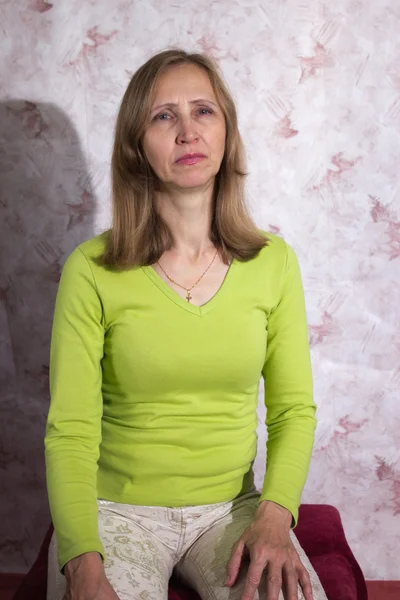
[151,98,218,113]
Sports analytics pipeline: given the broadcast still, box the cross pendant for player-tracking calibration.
[186,290,192,302]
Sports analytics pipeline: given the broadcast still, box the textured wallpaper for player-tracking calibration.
[1,0,399,581]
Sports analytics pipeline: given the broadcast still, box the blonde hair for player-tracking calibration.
[100,47,268,269]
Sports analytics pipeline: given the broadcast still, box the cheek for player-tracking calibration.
[213,121,226,142]
[142,135,166,168]
[213,128,226,155]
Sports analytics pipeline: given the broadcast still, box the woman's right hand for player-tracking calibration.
[62,552,120,600]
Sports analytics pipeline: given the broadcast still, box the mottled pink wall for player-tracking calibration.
[1,0,399,580]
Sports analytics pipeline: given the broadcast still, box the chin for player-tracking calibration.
[176,177,214,190]
[175,169,218,186]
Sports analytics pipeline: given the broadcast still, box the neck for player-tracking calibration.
[154,183,216,263]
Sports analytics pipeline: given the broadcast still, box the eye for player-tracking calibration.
[154,112,170,121]
[152,107,213,122]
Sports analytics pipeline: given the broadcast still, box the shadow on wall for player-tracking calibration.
[0,100,97,572]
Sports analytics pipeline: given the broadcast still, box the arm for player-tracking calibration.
[44,246,105,574]
[259,242,317,528]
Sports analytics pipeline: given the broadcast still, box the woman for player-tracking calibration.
[45,48,328,600]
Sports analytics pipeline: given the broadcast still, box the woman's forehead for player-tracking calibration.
[152,64,215,102]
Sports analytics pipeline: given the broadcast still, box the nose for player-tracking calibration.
[176,116,199,145]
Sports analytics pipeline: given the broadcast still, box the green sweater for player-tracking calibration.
[44,230,317,573]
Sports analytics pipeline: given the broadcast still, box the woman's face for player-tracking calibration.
[141,63,226,192]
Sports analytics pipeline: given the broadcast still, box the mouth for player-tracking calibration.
[175,153,207,165]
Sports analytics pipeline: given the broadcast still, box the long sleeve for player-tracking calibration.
[259,241,317,528]
[44,246,105,574]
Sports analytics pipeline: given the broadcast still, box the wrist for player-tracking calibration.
[64,551,103,580]
[255,500,292,530]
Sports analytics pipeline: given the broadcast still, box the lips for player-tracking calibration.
[176,153,206,163]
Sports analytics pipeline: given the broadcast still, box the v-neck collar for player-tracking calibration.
[141,258,237,316]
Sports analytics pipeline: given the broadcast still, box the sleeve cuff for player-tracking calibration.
[59,541,106,575]
[257,492,298,529]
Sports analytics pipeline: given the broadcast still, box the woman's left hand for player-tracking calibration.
[224,500,313,600]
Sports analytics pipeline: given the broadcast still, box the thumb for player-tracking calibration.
[224,538,245,587]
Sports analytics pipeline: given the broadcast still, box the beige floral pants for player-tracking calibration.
[47,490,328,600]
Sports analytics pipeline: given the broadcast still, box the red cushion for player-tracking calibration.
[13,504,367,600]
[296,505,367,600]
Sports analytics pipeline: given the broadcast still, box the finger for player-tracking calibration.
[281,562,299,600]
[225,539,245,586]
[241,558,266,600]
[264,563,283,600]
[298,568,313,600]
[290,553,314,600]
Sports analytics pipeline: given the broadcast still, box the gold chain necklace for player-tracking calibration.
[156,248,219,303]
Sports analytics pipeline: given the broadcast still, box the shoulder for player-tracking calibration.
[59,230,110,289]
[63,230,109,269]
[76,230,109,261]
[252,230,303,294]
[255,229,296,265]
